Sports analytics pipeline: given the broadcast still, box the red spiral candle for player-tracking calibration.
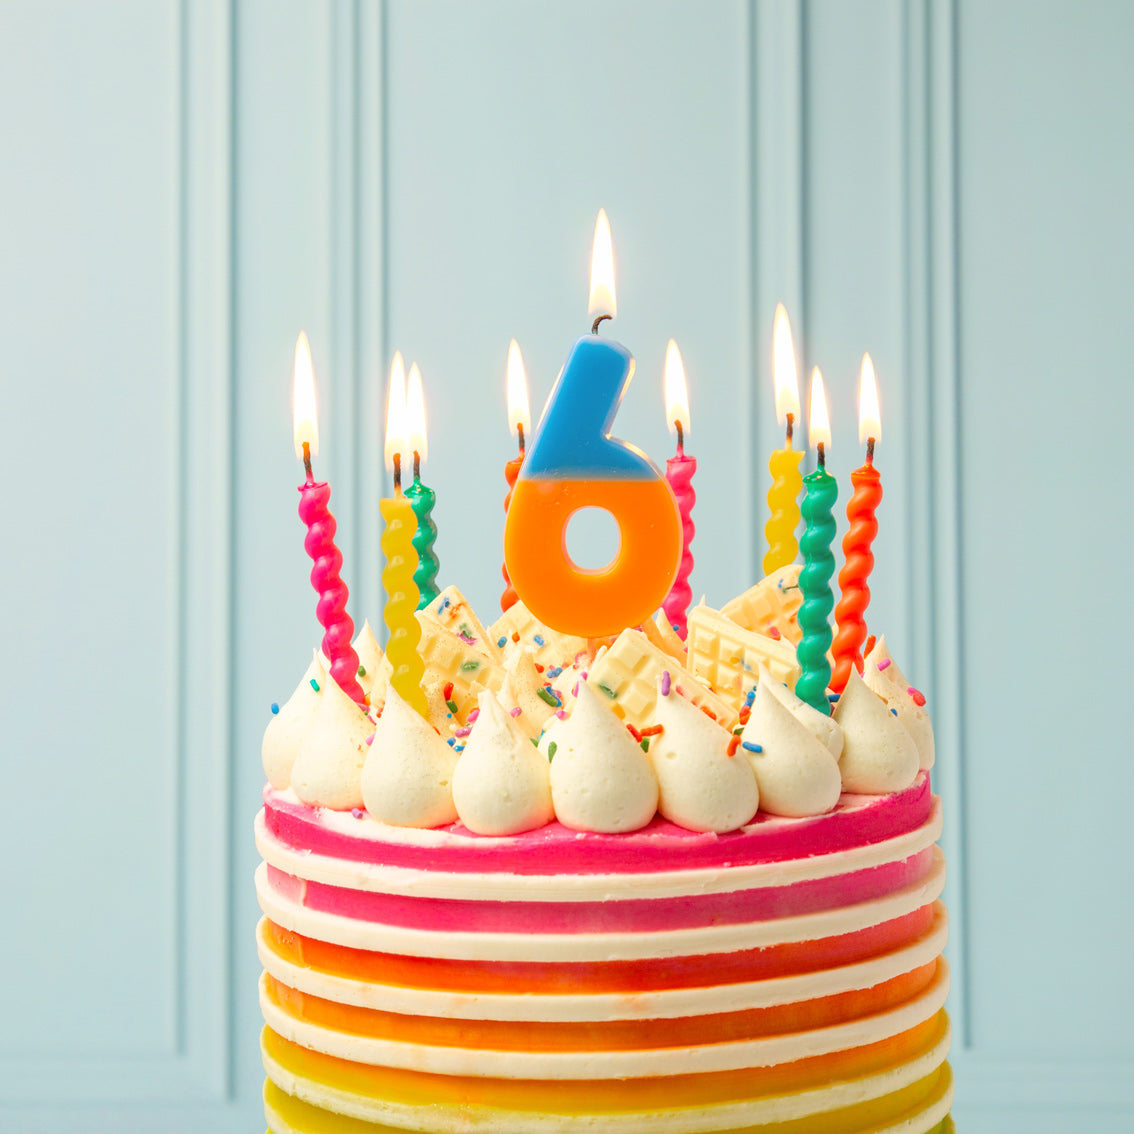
[663,438,696,638]
[298,464,365,706]
[832,354,884,695]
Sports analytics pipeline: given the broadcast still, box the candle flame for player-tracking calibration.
[506,338,531,439]
[664,339,690,436]
[772,303,801,428]
[384,351,408,472]
[808,367,831,451]
[858,352,881,445]
[292,331,319,459]
[588,208,617,319]
[406,362,428,462]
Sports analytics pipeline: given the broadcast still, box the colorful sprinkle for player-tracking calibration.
[699,704,718,721]
[446,737,456,747]
[461,659,480,671]
[640,738,651,752]
[555,709,568,720]
[767,625,782,640]
[828,693,840,703]
[497,636,507,648]
[446,699,459,715]
[351,808,364,819]
[365,733,375,746]
[443,681,454,701]
[572,681,580,698]
[744,688,756,706]
[726,734,741,757]
[533,634,546,647]
[865,633,877,656]
[890,708,898,716]
[660,670,671,697]
[458,631,476,645]
[741,741,763,754]
[626,723,642,742]
[454,726,472,738]
[467,708,480,723]
[438,596,451,611]
[537,686,561,707]
[309,679,320,692]
[509,706,523,718]
[908,686,926,707]
[547,741,558,761]
[597,683,617,700]
[534,662,545,673]
[878,658,892,671]
[639,724,664,737]
[512,632,521,643]
[357,664,366,677]
[547,666,563,678]
[270,702,279,715]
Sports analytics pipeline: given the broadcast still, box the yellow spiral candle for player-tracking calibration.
[763,443,804,575]
[380,493,428,716]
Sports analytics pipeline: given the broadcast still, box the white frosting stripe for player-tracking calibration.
[259,960,949,1079]
[255,849,945,962]
[256,909,947,1022]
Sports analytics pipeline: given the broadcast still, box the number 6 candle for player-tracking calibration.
[381,354,428,716]
[503,210,682,637]
[794,368,838,715]
[292,332,366,705]
[832,353,883,693]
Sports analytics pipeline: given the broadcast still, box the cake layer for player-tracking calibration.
[262,772,932,877]
[259,958,949,1078]
[261,1016,953,1131]
[255,799,943,902]
[257,906,947,1020]
[255,848,946,961]
[258,901,942,994]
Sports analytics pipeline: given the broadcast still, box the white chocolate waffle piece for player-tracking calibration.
[420,586,502,662]
[490,599,588,668]
[586,629,736,733]
[686,603,801,709]
[641,610,687,663]
[721,564,804,644]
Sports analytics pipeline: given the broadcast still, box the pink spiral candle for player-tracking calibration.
[298,470,366,705]
[663,441,696,639]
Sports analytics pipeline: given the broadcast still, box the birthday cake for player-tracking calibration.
[256,574,952,1133]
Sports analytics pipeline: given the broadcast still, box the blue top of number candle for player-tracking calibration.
[521,336,660,480]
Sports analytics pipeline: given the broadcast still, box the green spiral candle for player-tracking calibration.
[795,462,838,714]
[406,474,439,610]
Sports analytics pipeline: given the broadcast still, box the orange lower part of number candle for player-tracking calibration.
[504,477,682,638]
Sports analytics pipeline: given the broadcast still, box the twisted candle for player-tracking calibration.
[763,432,804,576]
[381,483,428,716]
[500,427,524,612]
[406,453,440,611]
[831,452,882,693]
[794,458,838,715]
[297,463,365,705]
[663,425,696,639]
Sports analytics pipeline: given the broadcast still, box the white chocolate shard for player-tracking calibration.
[721,564,804,643]
[453,692,554,836]
[361,687,459,828]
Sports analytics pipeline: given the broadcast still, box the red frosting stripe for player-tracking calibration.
[261,903,941,995]
[264,961,940,1052]
[263,773,932,876]
[264,847,936,933]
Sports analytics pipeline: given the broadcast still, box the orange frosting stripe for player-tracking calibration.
[262,902,939,995]
[264,1062,952,1133]
[264,961,938,1052]
[262,1011,948,1111]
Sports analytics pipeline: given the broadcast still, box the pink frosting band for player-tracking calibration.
[265,846,935,935]
[264,772,932,877]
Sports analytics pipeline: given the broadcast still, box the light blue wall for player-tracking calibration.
[1,1,1131,1129]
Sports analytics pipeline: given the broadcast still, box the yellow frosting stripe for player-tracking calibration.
[264,1063,953,1133]
[262,1012,948,1112]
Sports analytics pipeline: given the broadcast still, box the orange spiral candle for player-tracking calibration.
[832,354,883,694]
[501,339,530,613]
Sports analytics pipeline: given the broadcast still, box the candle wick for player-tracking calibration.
[785,413,794,447]
[393,452,402,494]
[591,313,612,335]
[302,440,314,483]
[675,420,685,454]
[413,450,421,482]
[817,441,826,470]
[866,437,875,463]
[517,422,525,457]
